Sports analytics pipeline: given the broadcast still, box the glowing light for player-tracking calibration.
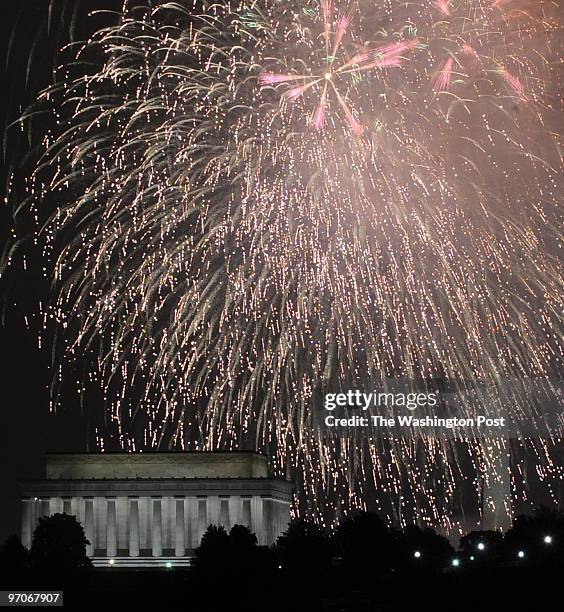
[109,559,115,566]
[517,550,525,559]
[477,542,485,551]
[451,558,460,567]
[543,535,553,545]
[414,550,421,558]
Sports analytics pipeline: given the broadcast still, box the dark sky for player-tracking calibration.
[0,0,118,546]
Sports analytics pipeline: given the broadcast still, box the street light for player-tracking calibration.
[477,542,485,551]
[517,550,525,559]
[414,550,421,559]
[451,558,460,567]
[543,535,553,545]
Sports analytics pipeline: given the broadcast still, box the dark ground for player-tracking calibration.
[1,565,561,611]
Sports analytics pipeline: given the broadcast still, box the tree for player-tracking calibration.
[194,524,230,572]
[30,514,91,570]
[229,525,276,578]
[275,519,333,579]
[229,524,257,551]
[194,521,276,602]
[334,512,395,580]
[459,530,504,564]
[504,507,564,564]
[396,524,454,571]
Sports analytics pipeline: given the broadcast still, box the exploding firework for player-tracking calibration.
[259,3,417,134]
[8,0,563,533]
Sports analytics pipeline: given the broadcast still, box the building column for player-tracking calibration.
[40,499,50,519]
[242,497,251,528]
[175,498,185,557]
[116,497,127,554]
[251,496,264,545]
[262,498,272,545]
[62,497,72,516]
[189,497,199,550]
[106,498,117,558]
[275,499,290,541]
[71,497,84,526]
[94,497,104,554]
[129,498,140,557]
[219,498,229,529]
[49,497,63,515]
[32,497,41,530]
[152,498,162,557]
[84,498,94,556]
[197,497,207,543]
[207,495,219,527]
[21,498,33,549]
[228,496,242,530]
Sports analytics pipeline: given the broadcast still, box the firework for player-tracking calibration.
[259,3,417,134]
[10,0,563,533]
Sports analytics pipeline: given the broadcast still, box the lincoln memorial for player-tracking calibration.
[19,452,293,567]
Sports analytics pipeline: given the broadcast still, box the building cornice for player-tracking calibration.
[19,477,294,500]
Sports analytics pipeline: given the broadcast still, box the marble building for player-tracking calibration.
[20,452,293,567]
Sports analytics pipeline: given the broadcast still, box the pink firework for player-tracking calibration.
[462,43,478,60]
[432,57,454,91]
[260,3,416,135]
[423,0,548,108]
[436,0,451,16]
[500,66,531,105]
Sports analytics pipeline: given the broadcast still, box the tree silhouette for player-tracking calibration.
[275,519,333,579]
[229,524,257,551]
[229,524,276,578]
[334,512,395,581]
[30,513,91,570]
[504,507,564,563]
[459,530,504,564]
[190,507,564,601]
[194,524,229,572]
[195,523,274,575]
[396,524,454,571]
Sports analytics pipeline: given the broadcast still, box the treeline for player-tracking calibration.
[1,507,563,580]
[193,507,564,583]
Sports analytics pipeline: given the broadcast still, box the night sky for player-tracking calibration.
[0,0,118,546]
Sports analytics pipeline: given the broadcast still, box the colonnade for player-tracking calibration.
[21,494,288,556]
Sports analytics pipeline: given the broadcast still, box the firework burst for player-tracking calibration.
[7,0,563,533]
[259,3,417,134]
